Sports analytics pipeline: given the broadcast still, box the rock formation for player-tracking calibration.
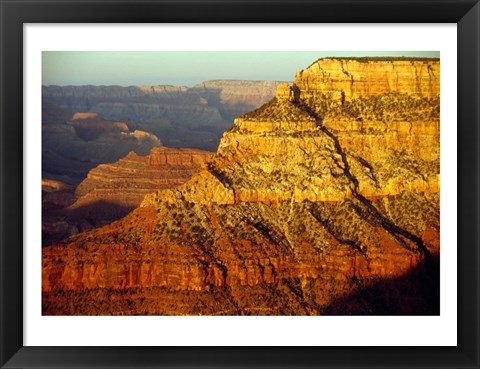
[42,81,279,185]
[191,80,284,121]
[296,57,439,100]
[42,58,440,316]
[71,147,213,223]
[42,147,213,245]
[42,80,281,152]
[42,110,162,184]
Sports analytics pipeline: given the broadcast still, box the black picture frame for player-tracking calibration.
[1,0,479,368]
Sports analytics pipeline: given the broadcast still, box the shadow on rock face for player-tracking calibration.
[42,199,135,246]
[320,255,440,315]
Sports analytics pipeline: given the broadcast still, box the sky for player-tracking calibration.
[42,51,440,87]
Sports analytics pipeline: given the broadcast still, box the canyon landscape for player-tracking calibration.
[42,80,278,243]
[42,55,440,315]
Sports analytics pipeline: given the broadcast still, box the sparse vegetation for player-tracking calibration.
[304,92,440,124]
[239,97,315,123]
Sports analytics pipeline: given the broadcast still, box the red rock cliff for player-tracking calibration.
[43,58,440,316]
[42,147,213,245]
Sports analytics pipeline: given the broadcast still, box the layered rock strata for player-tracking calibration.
[43,58,440,315]
[42,80,281,152]
[42,111,162,184]
[42,81,280,185]
[296,57,439,100]
[42,147,213,245]
[72,147,213,217]
[191,80,283,121]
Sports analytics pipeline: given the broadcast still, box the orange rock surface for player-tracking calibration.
[42,147,213,245]
[295,57,439,100]
[43,57,440,315]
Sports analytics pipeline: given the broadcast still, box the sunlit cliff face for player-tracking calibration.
[42,58,440,316]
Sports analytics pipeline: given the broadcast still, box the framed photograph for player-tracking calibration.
[1,0,479,368]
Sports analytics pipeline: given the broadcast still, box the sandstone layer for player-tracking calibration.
[43,58,440,315]
[72,147,213,219]
[42,147,213,245]
[295,57,439,100]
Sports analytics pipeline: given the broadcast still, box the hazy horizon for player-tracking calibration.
[42,51,440,87]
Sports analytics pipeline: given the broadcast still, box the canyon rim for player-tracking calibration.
[42,52,440,315]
